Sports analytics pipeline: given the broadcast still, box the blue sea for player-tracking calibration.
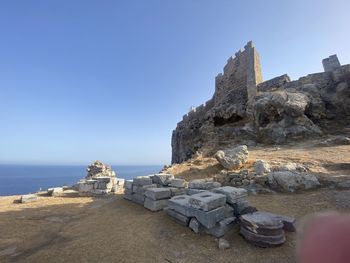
[0,165,163,196]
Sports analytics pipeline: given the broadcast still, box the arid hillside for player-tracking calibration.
[1,140,350,263]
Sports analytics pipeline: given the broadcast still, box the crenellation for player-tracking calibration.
[322,55,341,72]
[172,42,349,164]
[215,41,263,107]
[258,74,291,92]
[244,41,253,49]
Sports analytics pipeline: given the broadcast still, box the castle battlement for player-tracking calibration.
[172,41,349,164]
[215,41,263,105]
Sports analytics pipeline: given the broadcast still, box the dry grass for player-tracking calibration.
[0,189,349,263]
[1,141,350,262]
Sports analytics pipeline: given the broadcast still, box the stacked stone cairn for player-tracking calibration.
[124,173,188,211]
[77,160,124,196]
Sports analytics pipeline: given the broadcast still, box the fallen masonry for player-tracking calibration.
[144,188,171,211]
[124,173,187,211]
[240,212,290,247]
[19,194,38,203]
[75,161,124,196]
[123,176,296,246]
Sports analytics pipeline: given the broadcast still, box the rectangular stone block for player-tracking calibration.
[124,188,133,195]
[20,194,38,203]
[145,188,171,200]
[223,204,234,218]
[189,191,226,211]
[188,179,221,190]
[264,212,296,232]
[144,197,169,212]
[168,195,193,216]
[91,176,111,183]
[212,186,248,205]
[95,180,113,190]
[168,195,226,228]
[124,180,133,190]
[124,193,133,201]
[47,187,64,197]
[131,193,145,205]
[186,189,206,196]
[169,187,186,197]
[228,199,250,216]
[90,189,109,195]
[133,184,157,195]
[85,179,98,184]
[164,208,190,226]
[204,217,236,237]
[115,178,125,187]
[151,173,174,186]
[133,176,153,186]
[193,206,227,229]
[78,183,94,193]
[170,178,186,188]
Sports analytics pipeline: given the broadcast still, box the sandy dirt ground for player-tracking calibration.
[0,189,350,263]
[1,142,350,263]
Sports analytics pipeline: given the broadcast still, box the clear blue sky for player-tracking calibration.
[0,0,349,165]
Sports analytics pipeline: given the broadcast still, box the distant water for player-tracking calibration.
[0,165,163,196]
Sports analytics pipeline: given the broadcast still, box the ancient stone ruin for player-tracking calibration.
[172,41,350,163]
[77,160,124,196]
[123,176,296,246]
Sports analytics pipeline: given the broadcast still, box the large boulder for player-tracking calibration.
[267,171,320,192]
[254,91,322,143]
[215,145,249,170]
[254,160,271,175]
[319,136,350,146]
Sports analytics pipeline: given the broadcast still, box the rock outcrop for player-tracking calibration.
[267,171,320,192]
[171,41,350,164]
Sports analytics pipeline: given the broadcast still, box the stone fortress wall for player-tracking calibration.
[172,41,350,164]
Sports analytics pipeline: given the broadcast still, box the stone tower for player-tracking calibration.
[322,55,341,72]
[214,41,263,115]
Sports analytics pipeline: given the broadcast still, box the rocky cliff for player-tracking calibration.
[172,42,350,163]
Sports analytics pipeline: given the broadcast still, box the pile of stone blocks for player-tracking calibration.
[186,178,221,195]
[212,186,249,216]
[123,174,189,211]
[144,188,171,211]
[78,176,123,196]
[165,187,247,237]
[76,161,123,196]
[130,176,157,205]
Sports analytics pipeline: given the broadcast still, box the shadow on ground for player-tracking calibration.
[1,188,350,263]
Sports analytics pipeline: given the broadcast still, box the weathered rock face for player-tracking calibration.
[86,160,116,179]
[254,160,271,175]
[171,42,350,164]
[267,171,320,192]
[254,91,322,143]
